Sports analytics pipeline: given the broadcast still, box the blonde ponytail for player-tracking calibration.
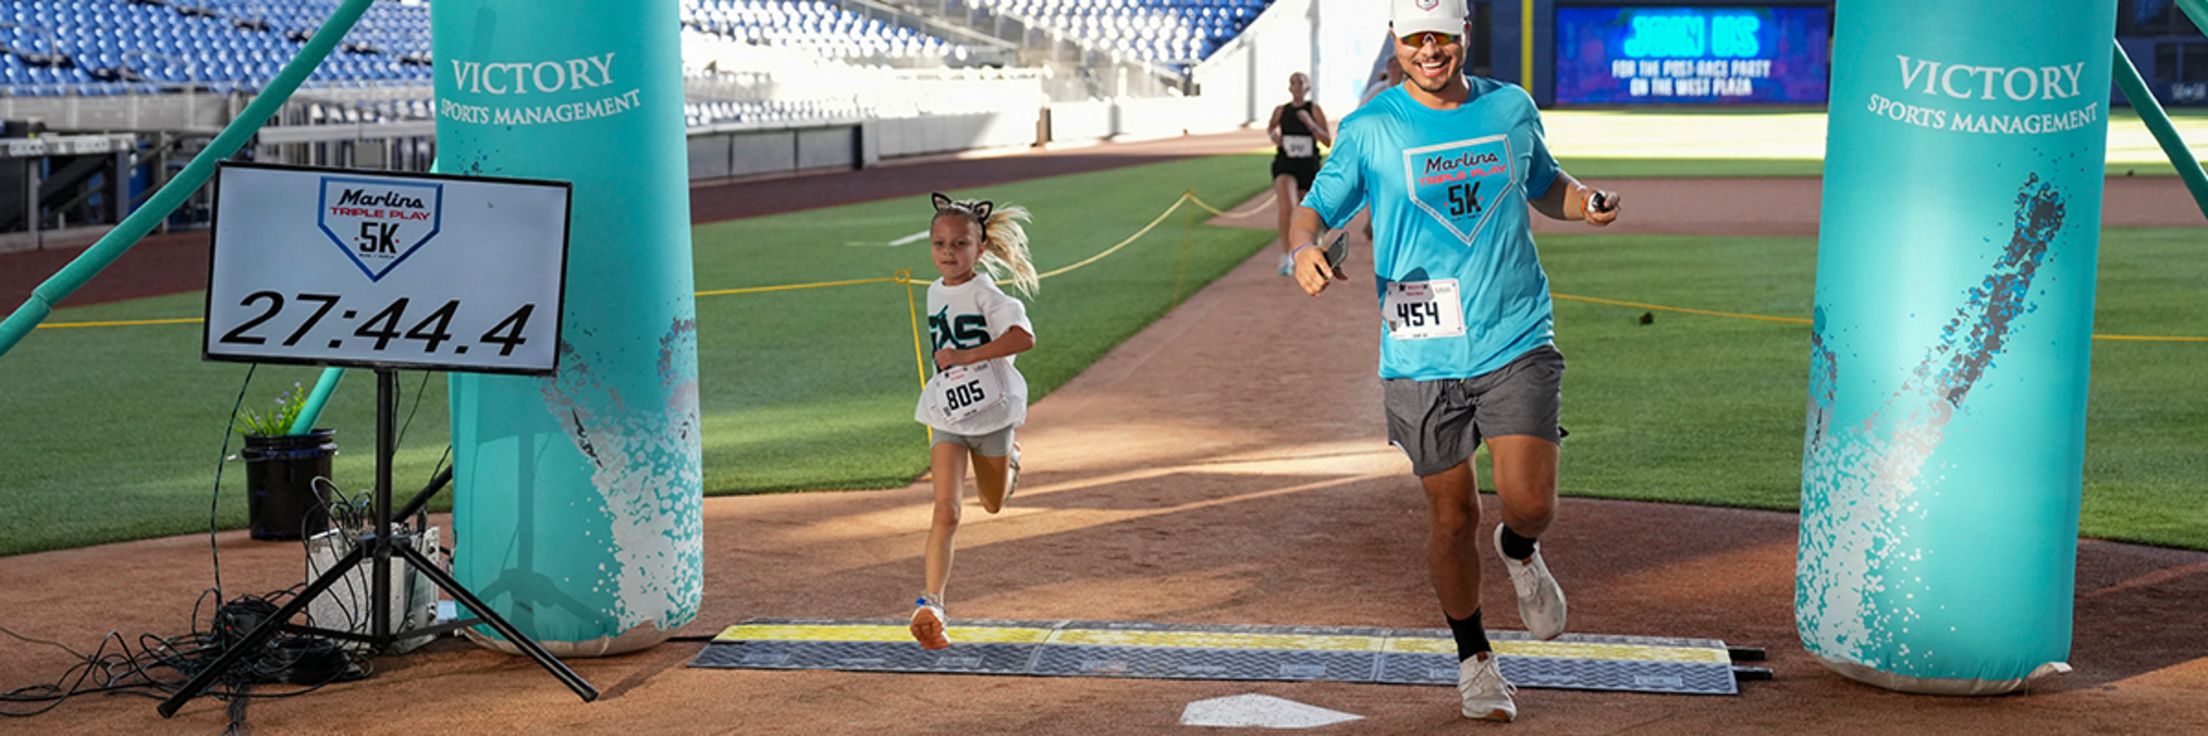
[979,204,1038,297]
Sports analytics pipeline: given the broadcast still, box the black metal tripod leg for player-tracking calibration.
[159,545,369,718]
[393,466,453,522]
[395,542,599,702]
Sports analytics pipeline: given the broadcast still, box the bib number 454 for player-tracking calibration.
[1395,301,1443,328]
[1382,279,1466,340]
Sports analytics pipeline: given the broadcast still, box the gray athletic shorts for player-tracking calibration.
[931,425,1015,456]
[1383,345,1566,478]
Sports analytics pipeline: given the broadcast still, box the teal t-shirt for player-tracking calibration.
[1303,79,1561,380]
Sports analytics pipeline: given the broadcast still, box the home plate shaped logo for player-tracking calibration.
[319,177,444,282]
[1404,135,1514,246]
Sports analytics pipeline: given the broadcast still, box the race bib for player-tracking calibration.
[1281,135,1316,159]
[925,361,1008,425]
[1382,279,1466,340]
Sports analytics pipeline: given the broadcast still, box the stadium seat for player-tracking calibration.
[968,0,1267,71]
[4,0,1271,124]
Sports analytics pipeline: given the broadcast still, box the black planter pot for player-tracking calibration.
[241,429,338,541]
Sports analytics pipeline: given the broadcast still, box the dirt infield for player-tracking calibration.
[3,136,2205,733]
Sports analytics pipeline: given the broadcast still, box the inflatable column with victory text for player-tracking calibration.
[433,0,703,656]
[1799,0,2117,694]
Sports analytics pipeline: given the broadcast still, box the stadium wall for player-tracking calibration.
[1193,0,1391,128]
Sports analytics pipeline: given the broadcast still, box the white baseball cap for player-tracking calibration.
[1392,0,1468,39]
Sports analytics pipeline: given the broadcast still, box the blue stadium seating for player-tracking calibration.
[1,0,978,98]
[685,97,871,128]
[1,0,430,97]
[975,0,1271,68]
[681,0,970,63]
[3,0,1274,125]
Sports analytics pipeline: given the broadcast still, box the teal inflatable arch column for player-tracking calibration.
[1800,0,2117,694]
[433,0,704,656]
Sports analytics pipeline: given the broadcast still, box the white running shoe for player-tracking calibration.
[1495,523,1567,641]
[1277,252,1295,277]
[1458,652,1518,722]
[910,597,950,650]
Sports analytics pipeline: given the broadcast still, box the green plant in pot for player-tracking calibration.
[239,382,338,541]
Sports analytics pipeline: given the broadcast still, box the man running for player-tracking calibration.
[1286,0,1621,722]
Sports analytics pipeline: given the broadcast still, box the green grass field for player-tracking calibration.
[2,152,2204,556]
[0,155,1277,556]
[684,157,1275,493]
[1520,228,2208,551]
[1543,109,2208,178]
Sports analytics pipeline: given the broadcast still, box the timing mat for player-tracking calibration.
[691,619,1765,695]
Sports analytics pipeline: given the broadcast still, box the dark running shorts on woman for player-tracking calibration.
[1272,156,1319,191]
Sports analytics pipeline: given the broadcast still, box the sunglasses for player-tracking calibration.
[1398,30,1461,48]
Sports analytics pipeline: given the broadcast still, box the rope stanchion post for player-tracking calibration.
[901,271,933,444]
[1169,197,1199,311]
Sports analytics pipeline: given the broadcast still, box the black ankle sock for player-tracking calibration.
[1445,609,1491,661]
[1499,524,1538,561]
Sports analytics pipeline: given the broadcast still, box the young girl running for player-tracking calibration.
[909,192,1039,650]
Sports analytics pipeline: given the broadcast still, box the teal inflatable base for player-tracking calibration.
[1814,654,2071,696]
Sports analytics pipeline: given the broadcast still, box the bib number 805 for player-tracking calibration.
[943,380,988,411]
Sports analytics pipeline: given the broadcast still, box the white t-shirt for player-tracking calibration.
[913,274,1033,435]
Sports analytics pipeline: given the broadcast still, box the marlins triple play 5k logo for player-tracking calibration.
[319,177,444,281]
[1405,135,1514,246]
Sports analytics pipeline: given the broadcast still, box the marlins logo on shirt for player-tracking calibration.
[1405,135,1514,245]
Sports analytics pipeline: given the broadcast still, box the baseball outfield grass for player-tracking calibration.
[1543,108,2208,178]
[0,154,1277,555]
[2,152,2203,556]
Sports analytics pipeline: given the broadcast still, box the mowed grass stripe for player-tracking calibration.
[2,160,2203,554]
[0,154,1277,556]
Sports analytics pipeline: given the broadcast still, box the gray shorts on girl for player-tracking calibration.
[931,425,1015,456]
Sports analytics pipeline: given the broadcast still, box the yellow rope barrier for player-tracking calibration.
[1551,293,1814,326]
[24,190,2208,345]
[1184,192,1233,218]
[1032,190,1197,281]
[34,317,204,329]
[2093,333,2208,344]
[695,275,903,298]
